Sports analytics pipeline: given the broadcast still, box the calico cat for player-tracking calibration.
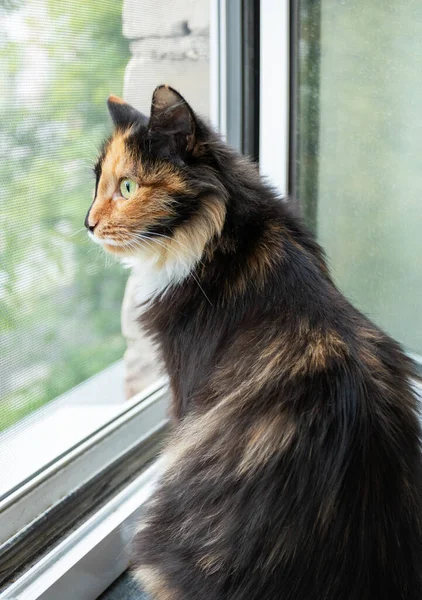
[85,85,422,599]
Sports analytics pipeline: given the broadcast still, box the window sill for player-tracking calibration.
[0,378,169,580]
[0,458,164,600]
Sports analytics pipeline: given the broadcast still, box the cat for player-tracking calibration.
[85,85,422,599]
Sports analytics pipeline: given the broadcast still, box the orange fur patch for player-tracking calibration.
[108,94,126,105]
[356,327,390,394]
[209,326,349,409]
[153,195,226,269]
[289,328,349,378]
[232,222,285,296]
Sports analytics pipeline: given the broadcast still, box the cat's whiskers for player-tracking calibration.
[130,233,192,271]
[126,233,185,267]
[118,235,179,301]
[113,234,161,271]
[87,239,112,270]
[112,232,139,252]
[131,231,205,269]
[67,227,86,239]
[142,231,207,269]
[81,139,103,158]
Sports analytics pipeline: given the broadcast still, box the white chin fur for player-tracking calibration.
[122,252,195,308]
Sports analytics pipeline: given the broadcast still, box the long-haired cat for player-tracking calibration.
[85,86,422,599]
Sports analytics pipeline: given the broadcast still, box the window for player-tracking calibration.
[0,0,211,596]
[293,0,422,364]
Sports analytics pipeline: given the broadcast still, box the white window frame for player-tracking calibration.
[259,0,290,197]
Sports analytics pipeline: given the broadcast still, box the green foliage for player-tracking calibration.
[0,0,130,431]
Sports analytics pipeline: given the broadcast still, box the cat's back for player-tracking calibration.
[132,308,422,599]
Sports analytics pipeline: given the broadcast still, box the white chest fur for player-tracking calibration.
[121,251,194,309]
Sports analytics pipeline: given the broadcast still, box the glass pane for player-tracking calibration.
[296,0,422,362]
[0,0,210,497]
[0,0,129,432]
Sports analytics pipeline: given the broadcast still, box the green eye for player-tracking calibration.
[119,178,138,199]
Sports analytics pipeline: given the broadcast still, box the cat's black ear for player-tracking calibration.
[107,95,148,129]
[149,85,196,153]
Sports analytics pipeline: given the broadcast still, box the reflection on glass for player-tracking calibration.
[297,0,422,361]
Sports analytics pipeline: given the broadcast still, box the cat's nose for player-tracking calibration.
[84,212,98,232]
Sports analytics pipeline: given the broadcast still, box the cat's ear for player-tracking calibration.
[107,95,148,129]
[149,85,196,153]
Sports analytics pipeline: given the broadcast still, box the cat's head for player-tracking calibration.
[85,85,227,276]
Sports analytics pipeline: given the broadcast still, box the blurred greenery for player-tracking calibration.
[0,0,130,431]
[298,0,422,360]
